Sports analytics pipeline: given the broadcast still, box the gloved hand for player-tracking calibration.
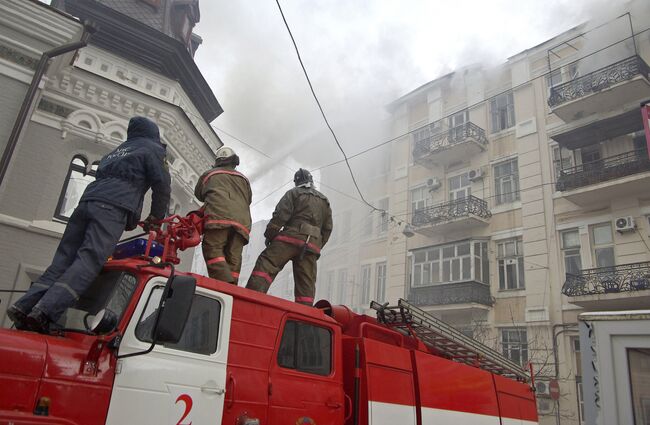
[264,225,279,242]
[143,215,162,233]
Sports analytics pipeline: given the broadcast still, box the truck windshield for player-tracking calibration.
[55,271,138,333]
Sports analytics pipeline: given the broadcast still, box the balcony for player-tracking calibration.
[412,196,491,236]
[407,281,493,312]
[413,122,488,167]
[548,56,650,122]
[562,261,650,310]
[555,149,650,206]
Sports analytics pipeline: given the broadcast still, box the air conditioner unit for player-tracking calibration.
[468,168,485,181]
[426,177,441,191]
[535,380,551,397]
[537,398,554,415]
[615,216,636,233]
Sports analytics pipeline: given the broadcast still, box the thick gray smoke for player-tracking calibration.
[193,0,619,222]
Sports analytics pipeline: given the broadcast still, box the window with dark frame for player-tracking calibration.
[411,240,489,286]
[494,158,520,205]
[135,288,222,356]
[55,156,98,221]
[501,328,528,366]
[497,238,525,290]
[490,91,515,133]
[277,320,332,376]
[561,229,582,275]
[590,222,615,268]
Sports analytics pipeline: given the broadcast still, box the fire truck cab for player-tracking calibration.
[0,216,538,425]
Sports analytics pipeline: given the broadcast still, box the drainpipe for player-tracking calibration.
[552,323,578,425]
[0,23,97,190]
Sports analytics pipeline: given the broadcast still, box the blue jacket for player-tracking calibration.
[80,117,171,227]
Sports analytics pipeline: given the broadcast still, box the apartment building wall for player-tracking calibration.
[381,3,650,423]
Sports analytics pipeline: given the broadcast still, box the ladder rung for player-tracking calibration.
[370,299,530,382]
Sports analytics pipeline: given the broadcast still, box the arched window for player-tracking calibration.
[55,156,98,220]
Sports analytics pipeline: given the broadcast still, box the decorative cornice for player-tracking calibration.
[58,0,222,121]
[0,44,39,71]
[0,0,82,48]
[73,46,221,155]
[37,98,74,118]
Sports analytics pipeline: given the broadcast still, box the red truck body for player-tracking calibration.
[0,215,537,424]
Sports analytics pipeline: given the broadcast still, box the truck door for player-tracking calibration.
[268,316,344,424]
[105,277,232,425]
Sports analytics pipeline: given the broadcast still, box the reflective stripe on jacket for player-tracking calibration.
[195,166,252,242]
[267,186,333,253]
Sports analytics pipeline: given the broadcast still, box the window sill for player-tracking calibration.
[491,200,522,214]
[494,289,526,298]
[489,128,516,140]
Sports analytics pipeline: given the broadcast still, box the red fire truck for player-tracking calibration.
[0,214,538,425]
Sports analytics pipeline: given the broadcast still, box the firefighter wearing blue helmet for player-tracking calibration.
[7,116,171,333]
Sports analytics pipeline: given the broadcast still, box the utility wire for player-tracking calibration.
[274,0,382,214]
[249,25,649,207]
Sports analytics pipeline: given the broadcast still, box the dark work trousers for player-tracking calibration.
[202,227,246,284]
[245,240,318,305]
[13,201,127,322]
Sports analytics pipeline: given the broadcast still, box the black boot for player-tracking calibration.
[24,309,51,334]
[7,305,28,330]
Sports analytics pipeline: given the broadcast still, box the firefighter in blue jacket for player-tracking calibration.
[7,116,171,333]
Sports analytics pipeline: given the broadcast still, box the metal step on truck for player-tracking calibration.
[0,213,538,425]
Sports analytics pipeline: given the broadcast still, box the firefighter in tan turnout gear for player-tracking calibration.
[246,169,333,306]
[195,147,252,284]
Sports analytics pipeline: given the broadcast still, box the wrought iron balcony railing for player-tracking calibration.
[556,148,650,191]
[548,56,650,108]
[412,195,491,227]
[408,281,494,307]
[562,261,650,297]
[412,122,488,160]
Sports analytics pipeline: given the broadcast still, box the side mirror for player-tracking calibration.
[90,309,118,334]
[154,275,196,344]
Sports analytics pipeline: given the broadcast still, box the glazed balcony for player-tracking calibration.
[413,122,488,167]
[562,261,650,310]
[407,281,493,313]
[555,149,650,206]
[548,56,650,122]
[412,196,491,236]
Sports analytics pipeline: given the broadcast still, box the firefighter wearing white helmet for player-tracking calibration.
[194,146,252,284]
[246,168,333,306]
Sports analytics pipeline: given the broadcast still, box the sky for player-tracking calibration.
[192,0,621,221]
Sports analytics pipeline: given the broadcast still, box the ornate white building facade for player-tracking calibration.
[0,0,222,327]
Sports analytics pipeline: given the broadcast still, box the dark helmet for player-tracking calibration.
[294,168,313,186]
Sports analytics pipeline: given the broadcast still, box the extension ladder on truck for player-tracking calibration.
[370,298,530,382]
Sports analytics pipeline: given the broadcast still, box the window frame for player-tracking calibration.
[590,222,615,268]
[500,327,528,367]
[276,318,334,377]
[490,91,515,133]
[360,264,372,306]
[560,229,582,275]
[135,285,223,356]
[493,158,520,205]
[410,185,431,221]
[552,145,574,180]
[497,237,525,291]
[55,155,98,221]
[375,262,387,303]
[411,239,489,287]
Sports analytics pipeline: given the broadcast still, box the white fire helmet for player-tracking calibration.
[215,146,236,160]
